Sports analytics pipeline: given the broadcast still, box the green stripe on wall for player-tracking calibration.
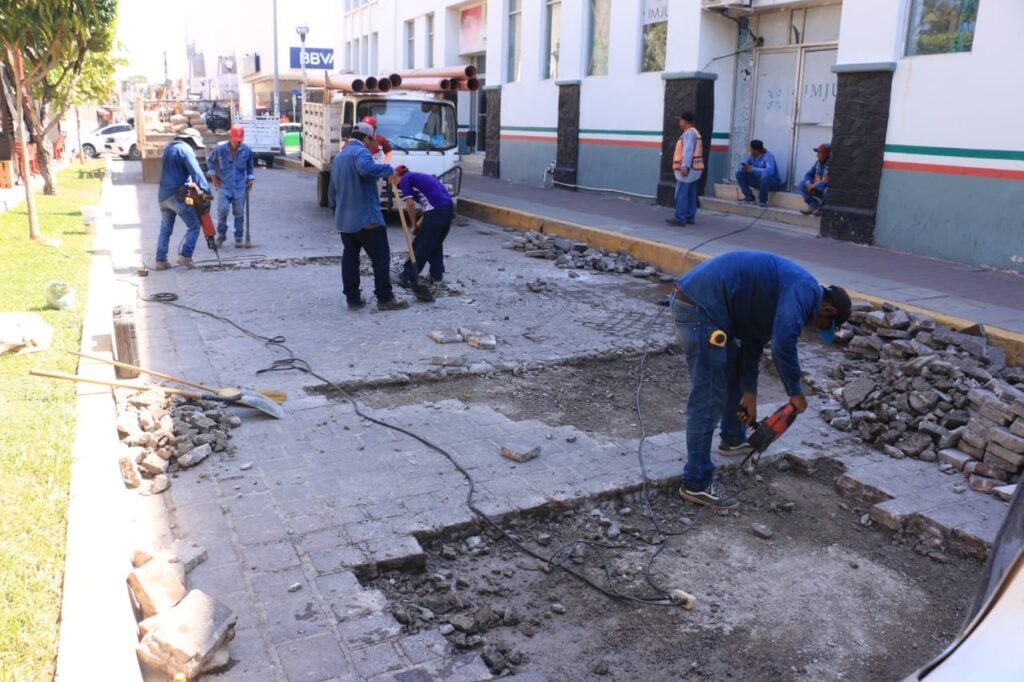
[579,128,662,136]
[502,125,558,133]
[885,144,1024,162]
[712,132,729,139]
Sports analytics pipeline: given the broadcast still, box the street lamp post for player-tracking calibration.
[296,23,309,121]
[272,0,281,119]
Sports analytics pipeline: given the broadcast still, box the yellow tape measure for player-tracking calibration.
[709,330,728,347]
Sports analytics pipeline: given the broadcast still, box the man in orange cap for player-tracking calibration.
[361,115,393,164]
[207,124,255,246]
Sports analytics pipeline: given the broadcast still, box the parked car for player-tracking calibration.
[81,123,135,158]
[108,131,141,161]
[280,123,301,151]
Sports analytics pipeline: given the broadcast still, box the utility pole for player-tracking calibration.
[272,0,281,119]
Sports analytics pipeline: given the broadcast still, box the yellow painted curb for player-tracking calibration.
[459,197,1024,365]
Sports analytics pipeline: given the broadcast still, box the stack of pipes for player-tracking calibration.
[305,66,480,94]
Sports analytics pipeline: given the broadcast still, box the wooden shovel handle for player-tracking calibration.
[30,369,203,399]
[70,350,216,393]
[391,182,417,266]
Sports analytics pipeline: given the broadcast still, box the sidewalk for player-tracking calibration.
[459,174,1024,340]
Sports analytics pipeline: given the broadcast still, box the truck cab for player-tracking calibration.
[302,90,461,208]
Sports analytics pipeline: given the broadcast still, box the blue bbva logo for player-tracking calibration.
[290,48,334,69]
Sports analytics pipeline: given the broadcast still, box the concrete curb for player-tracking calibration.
[56,158,143,680]
[458,196,1024,365]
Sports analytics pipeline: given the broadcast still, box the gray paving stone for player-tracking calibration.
[335,613,403,647]
[188,561,247,598]
[277,634,350,681]
[348,641,405,678]
[309,545,368,575]
[233,512,291,546]
[397,631,451,665]
[242,541,302,573]
[263,596,333,645]
[206,627,277,680]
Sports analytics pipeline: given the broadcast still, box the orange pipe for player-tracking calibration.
[396,77,451,92]
[386,73,402,87]
[453,78,481,91]
[394,65,476,80]
[305,73,365,92]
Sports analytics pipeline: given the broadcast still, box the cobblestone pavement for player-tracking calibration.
[98,161,1009,680]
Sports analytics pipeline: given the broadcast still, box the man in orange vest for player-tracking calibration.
[667,111,704,226]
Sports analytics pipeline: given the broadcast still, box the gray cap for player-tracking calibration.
[175,127,205,149]
[353,121,374,138]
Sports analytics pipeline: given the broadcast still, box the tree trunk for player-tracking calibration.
[30,122,56,194]
[8,49,41,239]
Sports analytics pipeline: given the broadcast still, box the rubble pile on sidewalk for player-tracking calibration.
[503,230,668,280]
[115,389,239,495]
[128,543,237,677]
[820,302,1023,498]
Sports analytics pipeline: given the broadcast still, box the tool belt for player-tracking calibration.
[673,285,698,307]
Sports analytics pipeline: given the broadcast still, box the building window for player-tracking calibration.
[405,19,415,69]
[370,32,379,75]
[345,41,353,70]
[507,0,522,82]
[354,38,361,72]
[587,0,611,76]
[641,0,667,72]
[426,14,435,68]
[906,0,979,56]
[544,0,561,79]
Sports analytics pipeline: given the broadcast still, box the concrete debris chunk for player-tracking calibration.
[127,558,187,618]
[467,334,497,350]
[428,329,464,344]
[138,452,169,476]
[993,484,1017,502]
[119,457,141,489]
[500,444,541,463]
[169,540,208,572]
[136,589,237,678]
[751,523,774,540]
[177,443,212,468]
[431,355,465,367]
[145,474,170,495]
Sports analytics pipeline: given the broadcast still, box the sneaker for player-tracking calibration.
[665,218,686,226]
[154,260,171,270]
[235,240,244,247]
[718,441,755,457]
[759,202,768,208]
[739,197,757,204]
[377,298,409,311]
[347,298,367,310]
[800,207,814,215]
[678,482,738,509]
[216,234,227,245]
[176,255,195,269]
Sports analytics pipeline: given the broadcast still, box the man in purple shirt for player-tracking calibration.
[393,165,454,287]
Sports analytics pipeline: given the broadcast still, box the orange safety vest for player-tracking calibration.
[673,127,705,171]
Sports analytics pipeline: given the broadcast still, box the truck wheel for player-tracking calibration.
[317,171,330,207]
[266,156,275,169]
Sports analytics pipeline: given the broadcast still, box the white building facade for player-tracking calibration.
[341,0,1022,273]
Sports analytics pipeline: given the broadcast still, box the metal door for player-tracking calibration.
[751,50,798,187]
[469,54,487,154]
[793,48,838,190]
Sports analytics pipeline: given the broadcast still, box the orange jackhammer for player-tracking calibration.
[178,183,222,266]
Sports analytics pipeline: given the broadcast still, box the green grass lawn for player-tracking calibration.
[0,162,104,680]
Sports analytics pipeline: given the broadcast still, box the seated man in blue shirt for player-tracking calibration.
[735,139,783,207]
[393,165,454,287]
[670,251,851,508]
[800,143,830,216]
[155,128,212,270]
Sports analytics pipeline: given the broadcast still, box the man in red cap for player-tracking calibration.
[207,124,255,246]
[361,115,393,165]
[800,143,830,216]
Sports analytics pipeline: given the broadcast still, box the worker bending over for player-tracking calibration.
[394,165,454,288]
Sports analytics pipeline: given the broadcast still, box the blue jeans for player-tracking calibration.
[673,176,700,223]
[800,184,826,209]
[157,195,201,261]
[671,295,747,490]
[340,226,395,304]
[735,170,782,206]
[400,205,453,282]
[217,191,246,241]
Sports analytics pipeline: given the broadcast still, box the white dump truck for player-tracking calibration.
[235,116,283,168]
[300,89,462,208]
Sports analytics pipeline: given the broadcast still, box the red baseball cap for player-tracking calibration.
[229,125,245,142]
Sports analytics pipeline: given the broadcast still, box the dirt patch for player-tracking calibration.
[352,352,790,439]
[367,468,981,680]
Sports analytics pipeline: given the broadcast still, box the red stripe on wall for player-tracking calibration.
[709,144,729,152]
[500,134,556,143]
[884,160,1024,180]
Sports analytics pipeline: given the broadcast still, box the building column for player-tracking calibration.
[482,85,502,178]
[819,63,896,244]
[657,72,716,207]
[553,80,581,189]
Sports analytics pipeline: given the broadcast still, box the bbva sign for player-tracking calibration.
[290,47,334,69]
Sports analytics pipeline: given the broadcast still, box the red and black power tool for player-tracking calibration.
[746,403,800,454]
[178,183,221,265]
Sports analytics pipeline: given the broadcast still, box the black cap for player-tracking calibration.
[823,285,852,327]
[750,139,765,152]
[679,111,696,123]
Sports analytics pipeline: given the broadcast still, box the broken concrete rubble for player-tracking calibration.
[504,229,668,278]
[127,558,187,618]
[136,589,237,678]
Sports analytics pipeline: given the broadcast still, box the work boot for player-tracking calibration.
[678,482,738,510]
[377,298,409,311]
[176,255,195,269]
[718,441,754,457]
[235,240,244,247]
[347,298,367,310]
[154,260,171,270]
[800,207,814,215]
[216,234,227,245]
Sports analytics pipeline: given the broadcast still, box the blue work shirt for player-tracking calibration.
[207,141,255,199]
[802,161,829,192]
[157,141,210,202]
[327,139,394,233]
[676,250,823,397]
[741,150,782,186]
[398,171,453,212]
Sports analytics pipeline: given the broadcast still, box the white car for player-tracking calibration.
[81,123,138,159]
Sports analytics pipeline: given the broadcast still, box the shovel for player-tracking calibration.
[390,182,435,303]
[30,369,286,419]
[244,186,252,248]
[69,351,287,405]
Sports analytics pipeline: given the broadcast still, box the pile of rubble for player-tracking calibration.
[822,302,1023,497]
[503,230,669,280]
[128,543,237,677]
[115,389,239,495]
